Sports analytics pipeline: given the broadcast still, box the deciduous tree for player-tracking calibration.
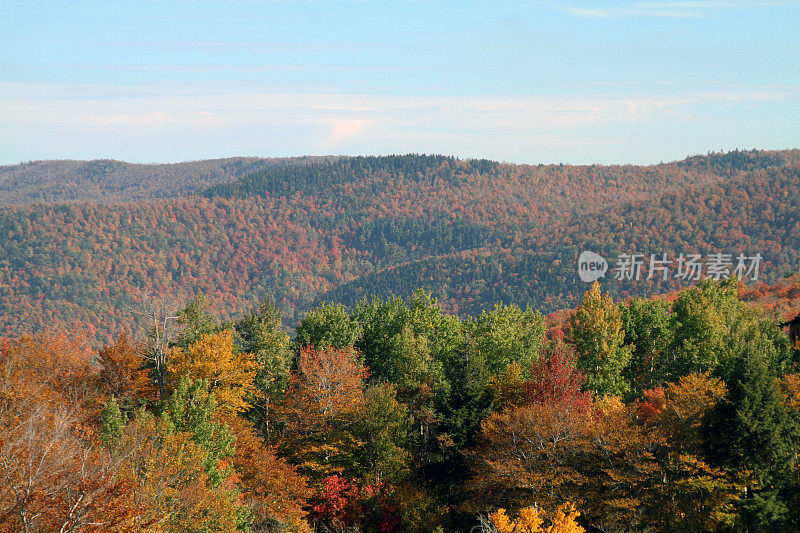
[97,333,154,409]
[168,330,260,414]
[278,346,368,478]
[569,282,632,397]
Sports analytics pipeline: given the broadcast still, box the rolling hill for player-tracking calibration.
[0,156,333,205]
[0,150,797,342]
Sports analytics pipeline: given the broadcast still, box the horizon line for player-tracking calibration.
[3,147,798,169]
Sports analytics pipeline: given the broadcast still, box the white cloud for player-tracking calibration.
[321,118,373,145]
[564,1,798,18]
[1,82,798,164]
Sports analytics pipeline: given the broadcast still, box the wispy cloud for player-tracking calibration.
[102,40,379,54]
[1,82,798,164]
[68,63,406,74]
[321,118,374,148]
[564,1,798,18]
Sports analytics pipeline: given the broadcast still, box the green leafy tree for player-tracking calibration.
[669,279,747,378]
[381,324,444,394]
[174,295,220,350]
[671,278,796,381]
[355,294,410,381]
[470,303,546,374]
[353,383,413,484]
[620,298,673,394]
[569,281,632,396]
[294,302,362,351]
[356,290,462,385]
[355,291,460,469]
[99,396,127,447]
[406,290,464,364]
[235,298,293,438]
[163,378,236,487]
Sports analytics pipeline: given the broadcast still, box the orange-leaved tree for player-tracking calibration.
[278,345,368,478]
[471,400,593,514]
[224,414,312,532]
[97,333,155,408]
[0,331,133,532]
[0,329,98,417]
[0,402,133,533]
[168,330,259,413]
[486,503,585,533]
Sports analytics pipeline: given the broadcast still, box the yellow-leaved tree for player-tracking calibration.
[486,503,584,533]
[114,416,241,533]
[569,281,632,397]
[168,330,260,413]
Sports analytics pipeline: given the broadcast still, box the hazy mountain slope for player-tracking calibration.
[200,153,742,231]
[318,160,800,315]
[0,150,796,343]
[0,156,332,205]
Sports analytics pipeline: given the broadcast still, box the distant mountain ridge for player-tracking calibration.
[0,156,336,205]
[0,149,797,342]
[318,158,800,315]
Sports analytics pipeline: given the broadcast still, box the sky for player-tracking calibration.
[1,0,799,165]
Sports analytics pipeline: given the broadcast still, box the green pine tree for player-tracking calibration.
[704,328,800,531]
[99,396,127,447]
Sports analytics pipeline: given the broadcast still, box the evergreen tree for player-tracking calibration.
[430,337,494,490]
[704,328,800,531]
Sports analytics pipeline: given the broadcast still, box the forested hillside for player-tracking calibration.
[2,149,800,531]
[0,150,798,343]
[0,156,330,204]
[323,156,800,315]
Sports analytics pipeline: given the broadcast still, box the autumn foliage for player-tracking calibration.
[487,503,585,533]
[168,330,260,413]
[277,346,369,478]
[1,274,799,531]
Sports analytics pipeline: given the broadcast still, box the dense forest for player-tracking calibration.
[0,150,798,343]
[2,151,800,531]
[2,276,799,532]
[0,157,332,204]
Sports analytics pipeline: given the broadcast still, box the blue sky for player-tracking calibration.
[1,0,799,165]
